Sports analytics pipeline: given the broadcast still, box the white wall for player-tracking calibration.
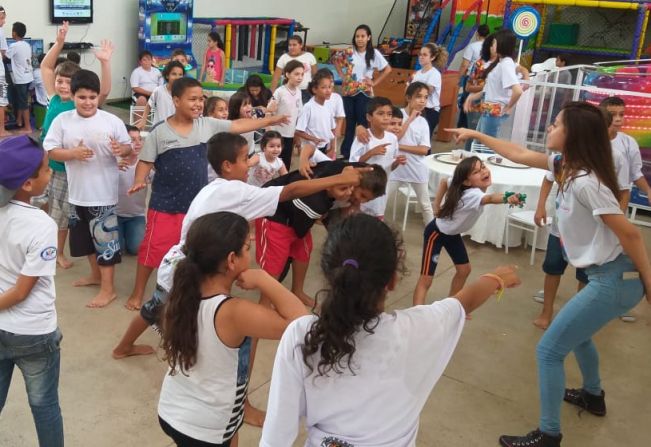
[2,0,406,99]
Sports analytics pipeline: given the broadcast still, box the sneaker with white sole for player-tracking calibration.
[499,429,562,447]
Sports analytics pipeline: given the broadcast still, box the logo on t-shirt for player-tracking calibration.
[40,246,57,261]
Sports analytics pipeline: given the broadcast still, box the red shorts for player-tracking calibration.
[255,218,313,276]
[138,209,185,268]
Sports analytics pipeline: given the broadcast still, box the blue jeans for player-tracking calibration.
[0,328,63,447]
[117,215,145,256]
[536,254,643,435]
[341,93,370,159]
[464,111,481,151]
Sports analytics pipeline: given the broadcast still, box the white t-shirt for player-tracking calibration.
[0,201,58,335]
[389,109,431,184]
[462,40,483,67]
[43,109,132,206]
[549,155,623,268]
[0,27,9,78]
[6,40,33,84]
[117,163,147,217]
[325,92,346,119]
[436,187,486,235]
[612,132,643,185]
[270,84,303,137]
[412,68,442,110]
[130,66,163,93]
[276,52,317,90]
[260,298,466,447]
[349,131,399,216]
[612,143,631,191]
[484,57,519,105]
[157,178,283,291]
[350,48,389,84]
[248,154,285,187]
[296,98,335,150]
[545,170,561,238]
[148,84,175,125]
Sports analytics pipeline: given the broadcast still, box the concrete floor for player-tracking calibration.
[2,106,651,446]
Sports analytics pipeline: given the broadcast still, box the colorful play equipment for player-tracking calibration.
[193,17,296,75]
[509,6,542,62]
[138,0,196,69]
[436,0,484,63]
[503,0,651,60]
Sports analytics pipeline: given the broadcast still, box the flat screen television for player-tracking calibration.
[150,12,187,43]
[50,0,93,24]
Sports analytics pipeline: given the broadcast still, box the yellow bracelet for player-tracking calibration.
[480,273,505,302]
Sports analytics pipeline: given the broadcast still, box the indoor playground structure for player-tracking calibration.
[192,17,297,88]
[503,0,651,61]
[137,0,196,72]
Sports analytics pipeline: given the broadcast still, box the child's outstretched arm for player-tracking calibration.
[398,143,428,156]
[95,39,115,105]
[215,269,308,345]
[280,165,372,202]
[480,191,525,207]
[138,102,152,130]
[446,128,548,170]
[453,265,521,314]
[230,114,290,134]
[41,21,69,97]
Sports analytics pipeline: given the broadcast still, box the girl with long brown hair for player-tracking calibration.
[448,101,651,447]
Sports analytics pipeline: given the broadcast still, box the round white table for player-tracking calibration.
[425,153,549,248]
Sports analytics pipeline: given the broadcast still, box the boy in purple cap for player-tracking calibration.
[0,135,64,447]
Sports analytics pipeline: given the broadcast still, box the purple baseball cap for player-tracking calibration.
[0,135,45,206]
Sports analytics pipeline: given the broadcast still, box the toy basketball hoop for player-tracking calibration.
[510,7,541,63]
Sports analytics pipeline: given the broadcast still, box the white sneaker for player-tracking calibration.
[620,314,636,323]
[533,289,544,304]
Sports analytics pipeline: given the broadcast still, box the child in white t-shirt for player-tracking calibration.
[600,96,651,206]
[411,43,447,137]
[413,156,523,306]
[448,102,651,447]
[0,8,9,136]
[130,50,163,106]
[325,90,346,147]
[386,82,434,225]
[7,21,34,133]
[138,60,184,129]
[349,97,405,218]
[0,135,63,446]
[261,213,520,446]
[117,126,147,256]
[295,70,337,159]
[247,131,288,187]
[267,59,304,170]
[44,69,133,309]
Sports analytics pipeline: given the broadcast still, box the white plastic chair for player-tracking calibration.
[504,209,550,265]
[129,105,156,129]
[392,183,418,231]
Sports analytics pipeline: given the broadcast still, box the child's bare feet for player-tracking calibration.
[73,276,101,287]
[86,291,117,308]
[112,344,155,359]
[0,130,13,138]
[533,314,551,330]
[125,294,143,311]
[296,291,316,308]
[56,255,74,269]
[243,400,266,427]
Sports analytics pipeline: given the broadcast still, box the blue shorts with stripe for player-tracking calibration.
[420,219,470,276]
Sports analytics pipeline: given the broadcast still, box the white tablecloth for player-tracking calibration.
[425,153,549,248]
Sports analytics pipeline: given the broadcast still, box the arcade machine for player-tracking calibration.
[138,0,197,76]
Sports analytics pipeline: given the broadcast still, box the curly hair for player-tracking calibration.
[301,214,405,376]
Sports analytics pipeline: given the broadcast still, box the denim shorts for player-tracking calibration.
[542,234,588,283]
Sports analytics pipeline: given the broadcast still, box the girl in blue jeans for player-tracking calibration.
[448,101,651,447]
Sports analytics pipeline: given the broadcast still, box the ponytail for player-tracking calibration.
[161,257,203,376]
[301,214,404,376]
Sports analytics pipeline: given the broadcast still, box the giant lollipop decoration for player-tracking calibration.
[510,7,541,63]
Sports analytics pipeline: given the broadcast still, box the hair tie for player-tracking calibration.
[342,259,359,269]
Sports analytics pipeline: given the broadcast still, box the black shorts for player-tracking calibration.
[68,205,122,266]
[420,219,469,276]
[12,83,30,110]
[159,417,231,447]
